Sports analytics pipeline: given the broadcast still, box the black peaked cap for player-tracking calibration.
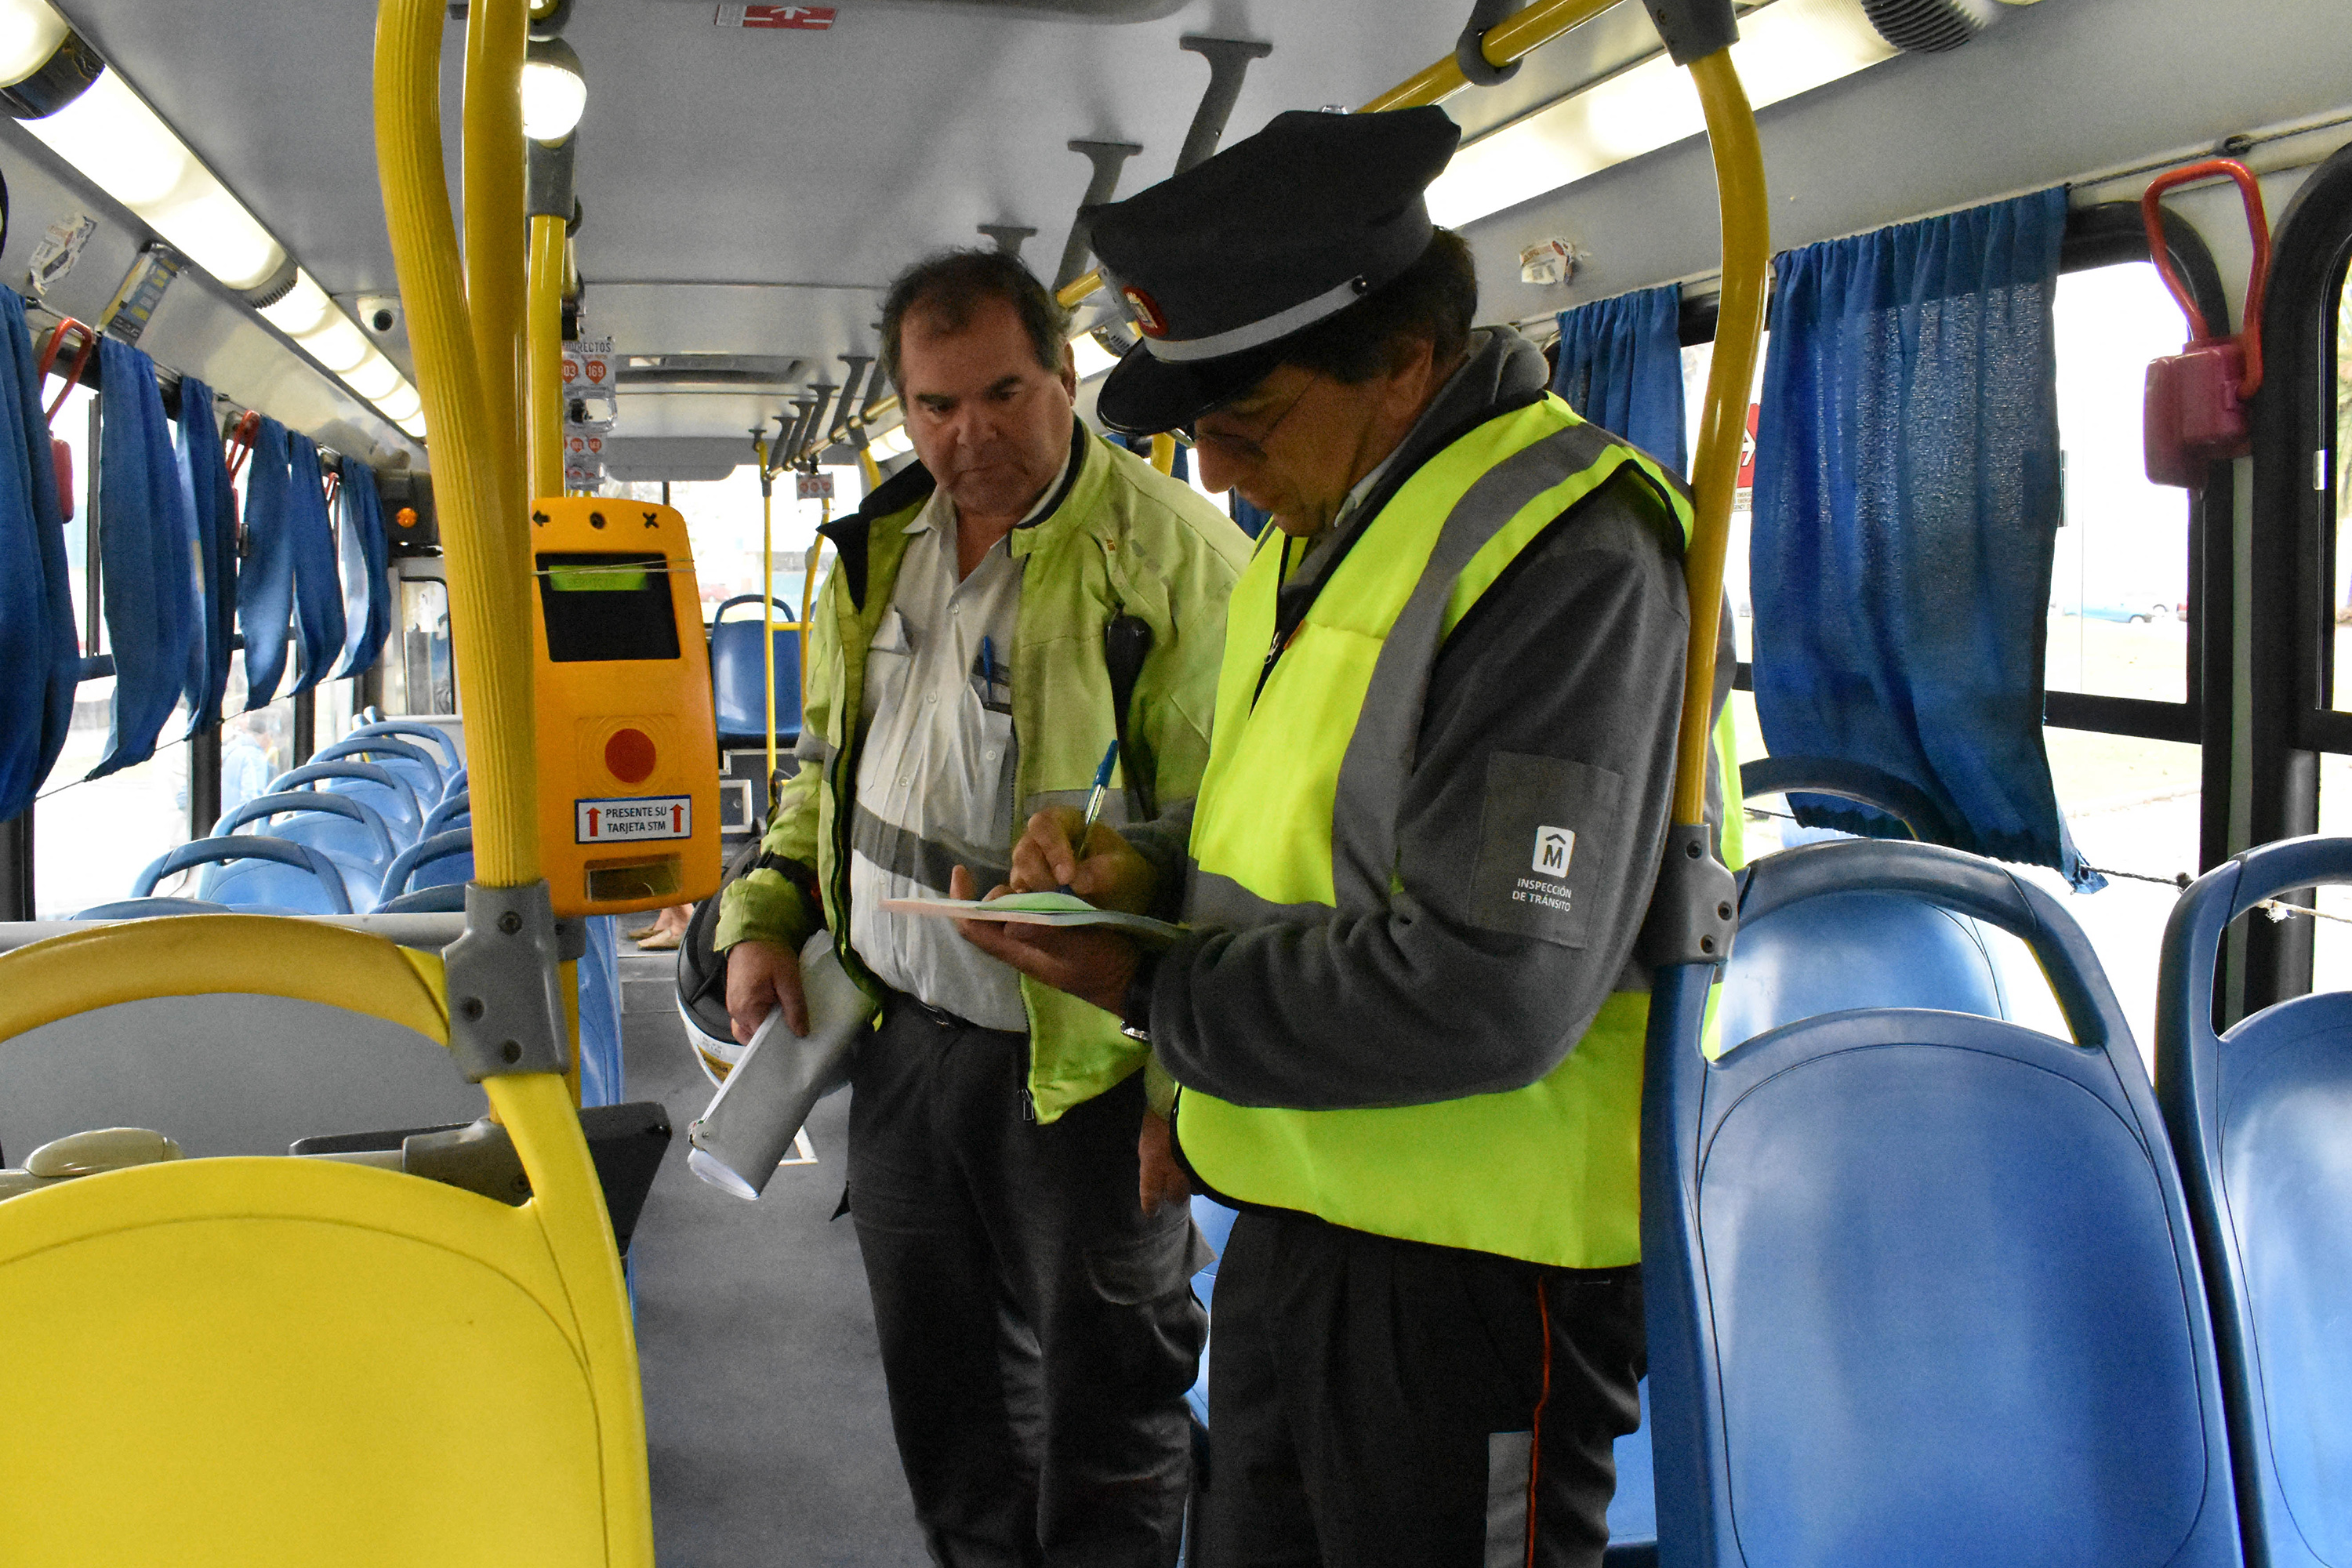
[1087,106,1461,434]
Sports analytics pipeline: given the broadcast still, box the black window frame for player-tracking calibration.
[2246,136,2352,1011]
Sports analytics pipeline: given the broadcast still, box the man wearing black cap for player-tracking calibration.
[958,105,1725,1566]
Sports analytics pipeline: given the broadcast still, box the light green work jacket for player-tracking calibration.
[716,423,1249,1120]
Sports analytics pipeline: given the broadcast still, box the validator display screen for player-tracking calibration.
[536,552,683,662]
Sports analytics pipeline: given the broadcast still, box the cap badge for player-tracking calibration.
[1122,285,1169,339]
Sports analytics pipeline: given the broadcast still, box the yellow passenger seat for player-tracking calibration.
[0,914,650,1566]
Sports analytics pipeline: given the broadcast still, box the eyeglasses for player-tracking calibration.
[1190,375,1314,460]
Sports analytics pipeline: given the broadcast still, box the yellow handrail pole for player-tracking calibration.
[376,0,537,891]
[463,0,528,525]
[525,212,565,498]
[1053,0,1617,313]
[800,503,826,714]
[1672,48,1767,827]
[758,441,779,796]
[1150,432,1176,474]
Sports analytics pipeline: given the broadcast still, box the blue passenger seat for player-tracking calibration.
[709,595,804,749]
[216,790,400,911]
[1603,758,2010,1565]
[1640,838,2241,1567]
[350,718,463,777]
[379,829,474,909]
[268,760,425,844]
[131,837,353,916]
[312,735,447,811]
[2158,834,2352,1568]
[71,897,236,919]
[421,789,471,839]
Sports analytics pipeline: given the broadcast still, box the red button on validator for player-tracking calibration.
[605,728,657,783]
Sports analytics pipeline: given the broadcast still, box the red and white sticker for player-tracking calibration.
[578,796,691,844]
[717,4,835,27]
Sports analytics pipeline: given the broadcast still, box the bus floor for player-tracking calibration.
[619,943,930,1566]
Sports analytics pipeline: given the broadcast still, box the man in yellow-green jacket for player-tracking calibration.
[715,249,1248,1566]
[963,110,1730,1568]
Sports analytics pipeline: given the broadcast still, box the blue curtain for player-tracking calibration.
[331,459,391,678]
[238,416,296,709]
[1749,187,2097,887]
[177,379,238,731]
[1552,282,1688,474]
[0,287,78,818]
[284,431,344,693]
[89,337,199,780]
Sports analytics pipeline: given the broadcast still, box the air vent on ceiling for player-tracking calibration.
[1860,0,2038,53]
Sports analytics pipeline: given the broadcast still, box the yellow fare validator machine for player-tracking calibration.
[532,496,722,915]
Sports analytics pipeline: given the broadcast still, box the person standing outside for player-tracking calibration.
[960,108,1729,1567]
[716,249,1249,1566]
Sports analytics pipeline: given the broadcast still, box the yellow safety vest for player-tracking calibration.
[1174,394,1692,1269]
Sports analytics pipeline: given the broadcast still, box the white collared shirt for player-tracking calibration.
[845,456,1069,1027]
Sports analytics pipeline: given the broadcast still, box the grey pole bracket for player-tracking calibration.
[832,355,873,442]
[1056,139,1144,292]
[443,881,572,1081]
[527,132,577,220]
[1454,0,1529,87]
[978,224,1037,260]
[777,401,815,474]
[1639,822,1740,967]
[799,383,840,460]
[1641,0,1739,66]
[1176,35,1272,174]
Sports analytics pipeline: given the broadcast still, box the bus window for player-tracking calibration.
[32,688,194,919]
[2049,263,2192,703]
[2311,274,2352,987]
[395,579,455,715]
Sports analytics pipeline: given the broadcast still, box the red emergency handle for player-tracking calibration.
[2141,158,2270,397]
[34,318,95,521]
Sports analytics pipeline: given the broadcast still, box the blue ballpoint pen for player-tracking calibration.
[1061,738,1122,894]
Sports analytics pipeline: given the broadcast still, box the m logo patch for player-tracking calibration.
[1532,826,1574,879]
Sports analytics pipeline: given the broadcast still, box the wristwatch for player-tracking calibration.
[1119,950,1160,1044]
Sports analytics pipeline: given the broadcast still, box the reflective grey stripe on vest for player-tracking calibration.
[849,801,1011,895]
[1189,862,1330,929]
[1329,419,1635,913]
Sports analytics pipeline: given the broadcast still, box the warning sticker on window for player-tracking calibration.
[577,796,691,844]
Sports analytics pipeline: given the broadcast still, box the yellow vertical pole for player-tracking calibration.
[1674,49,1768,829]
[379,0,535,890]
[1149,431,1176,474]
[802,499,828,713]
[525,213,565,499]
[757,440,778,797]
[858,445,881,491]
[463,0,528,526]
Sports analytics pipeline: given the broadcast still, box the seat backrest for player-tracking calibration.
[350,719,463,774]
[270,760,424,840]
[0,917,649,1563]
[2158,835,2352,1568]
[382,829,475,900]
[133,837,352,916]
[1642,838,2240,1568]
[71,897,237,920]
[314,735,445,809]
[216,790,400,903]
[1715,891,2009,1049]
[709,596,803,743]
[422,789,471,839]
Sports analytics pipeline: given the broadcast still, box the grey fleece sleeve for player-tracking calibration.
[1120,801,1197,923]
[1148,473,1690,1110]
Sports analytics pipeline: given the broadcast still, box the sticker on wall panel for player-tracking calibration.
[578,796,693,844]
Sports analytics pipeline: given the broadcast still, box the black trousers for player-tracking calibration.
[847,1000,1206,1568]
[1197,1208,1645,1568]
